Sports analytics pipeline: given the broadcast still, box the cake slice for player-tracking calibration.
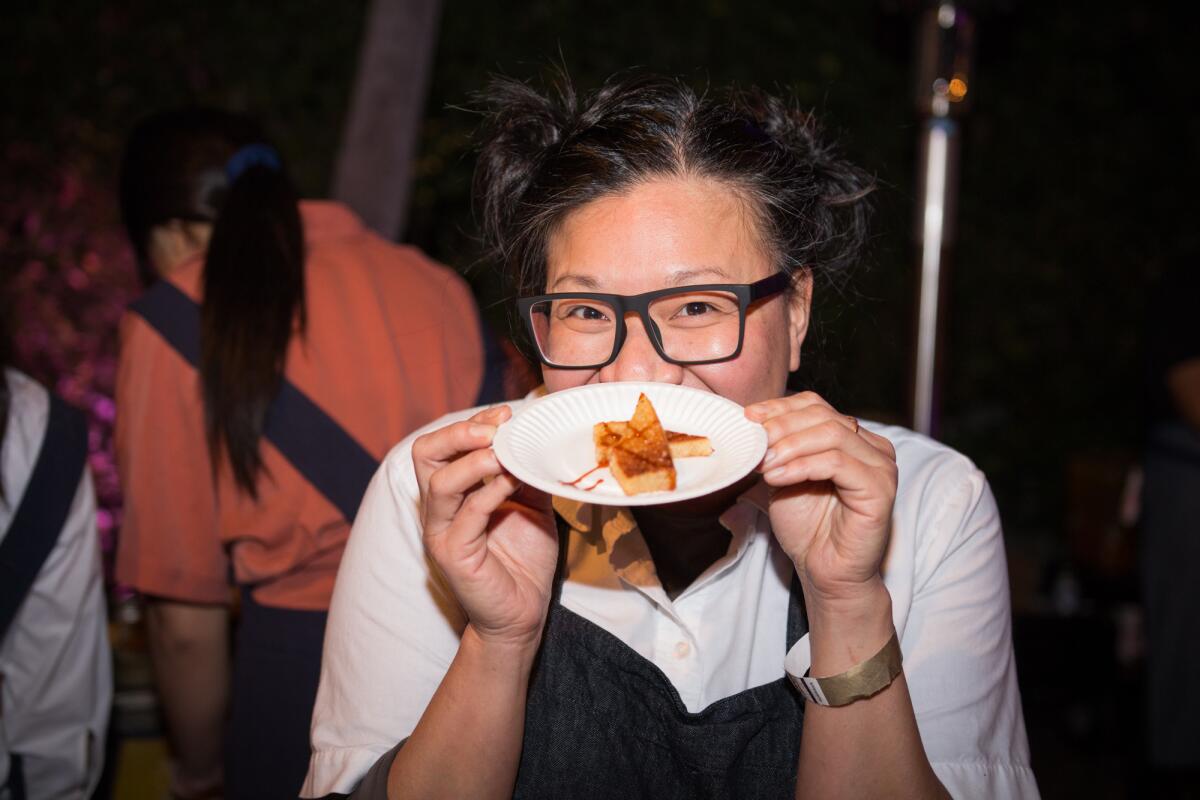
[666,430,715,459]
[594,422,713,465]
[593,421,627,466]
[607,393,676,495]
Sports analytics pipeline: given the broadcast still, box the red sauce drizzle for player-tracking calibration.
[560,464,602,487]
[580,478,604,491]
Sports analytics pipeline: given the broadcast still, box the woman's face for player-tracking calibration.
[541,176,810,406]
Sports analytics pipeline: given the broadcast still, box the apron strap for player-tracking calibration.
[549,513,572,609]
[0,393,87,646]
[129,281,379,524]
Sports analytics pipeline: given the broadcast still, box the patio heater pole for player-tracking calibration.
[912,2,973,437]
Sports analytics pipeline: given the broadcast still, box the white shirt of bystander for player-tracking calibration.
[0,368,112,800]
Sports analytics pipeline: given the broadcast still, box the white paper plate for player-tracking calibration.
[493,382,767,506]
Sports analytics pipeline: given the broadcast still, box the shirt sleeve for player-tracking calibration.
[114,311,229,603]
[904,466,1040,799]
[780,441,1040,798]
[301,411,479,798]
[0,469,112,799]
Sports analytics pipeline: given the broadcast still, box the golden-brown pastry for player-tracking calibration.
[594,422,713,465]
[607,393,676,495]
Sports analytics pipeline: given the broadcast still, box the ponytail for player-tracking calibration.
[201,148,305,497]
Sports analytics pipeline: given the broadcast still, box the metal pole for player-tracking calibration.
[912,2,973,437]
[913,118,953,436]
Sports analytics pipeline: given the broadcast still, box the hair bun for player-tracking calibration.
[473,75,577,263]
[473,70,874,302]
[726,87,875,288]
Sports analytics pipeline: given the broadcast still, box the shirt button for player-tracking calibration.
[674,641,691,659]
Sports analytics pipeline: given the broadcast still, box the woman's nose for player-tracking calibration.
[598,313,685,384]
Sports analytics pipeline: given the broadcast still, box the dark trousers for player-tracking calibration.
[226,589,328,800]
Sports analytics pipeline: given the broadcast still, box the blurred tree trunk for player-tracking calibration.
[332,0,442,240]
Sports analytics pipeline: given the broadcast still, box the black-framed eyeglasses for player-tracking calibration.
[516,271,791,369]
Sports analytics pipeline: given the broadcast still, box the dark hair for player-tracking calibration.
[474,72,874,301]
[120,109,305,497]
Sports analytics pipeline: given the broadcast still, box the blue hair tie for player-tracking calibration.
[225,143,282,183]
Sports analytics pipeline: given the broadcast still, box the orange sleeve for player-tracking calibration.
[114,310,230,604]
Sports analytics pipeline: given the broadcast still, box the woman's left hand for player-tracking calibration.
[745,392,898,610]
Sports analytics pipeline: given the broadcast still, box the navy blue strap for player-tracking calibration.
[129,281,378,524]
[0,393,87,647]
[4,752,25,800]
[475,311,508,406]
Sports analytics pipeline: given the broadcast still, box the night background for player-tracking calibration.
[3,1,1197,796]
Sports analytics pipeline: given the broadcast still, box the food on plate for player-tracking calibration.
[593,422,713,465]
[606,393,677,495]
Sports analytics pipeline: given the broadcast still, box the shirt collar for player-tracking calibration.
[551,478,771,595]
[552,496,655,586]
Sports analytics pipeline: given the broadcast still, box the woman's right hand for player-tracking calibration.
[412,404,559,653]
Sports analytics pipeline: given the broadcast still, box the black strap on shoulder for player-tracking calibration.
[3,752,25,800]
[475,312,508,407]
[129,281,378,524]
[0,393,88,646]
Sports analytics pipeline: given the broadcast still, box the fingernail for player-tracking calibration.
[762,448,777,467]
[765,467,786,481]
[469,424,493,438]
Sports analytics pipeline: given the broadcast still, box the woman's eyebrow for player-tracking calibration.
[549,266,734,292]
[549,273,602,291]
[667,267,734,286]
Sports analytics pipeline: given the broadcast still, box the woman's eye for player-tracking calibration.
[566,305,609,321]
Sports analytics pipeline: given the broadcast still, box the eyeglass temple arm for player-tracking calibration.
[749,271,792,301]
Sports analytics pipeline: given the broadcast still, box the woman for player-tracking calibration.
[302,75,1039,799]
[115,109,494,800]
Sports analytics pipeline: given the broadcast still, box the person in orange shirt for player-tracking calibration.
[115,109,500,800]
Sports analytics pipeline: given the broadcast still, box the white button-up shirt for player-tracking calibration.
[0,369,111,800]
[303,399,1040,799]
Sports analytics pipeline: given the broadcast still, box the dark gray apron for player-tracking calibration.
[512,515,808,799]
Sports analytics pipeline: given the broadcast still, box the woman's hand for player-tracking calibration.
[745,392,898,612]
[412,405,559,652]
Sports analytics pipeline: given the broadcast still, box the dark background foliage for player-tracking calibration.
[4,0,1197,600]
